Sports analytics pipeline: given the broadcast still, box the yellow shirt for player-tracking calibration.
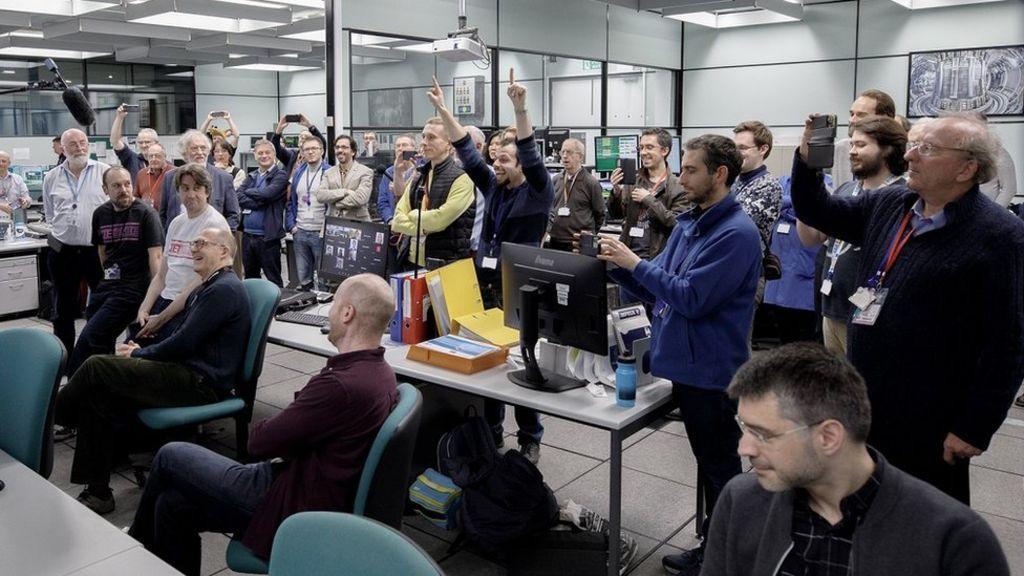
[390,171,475,266]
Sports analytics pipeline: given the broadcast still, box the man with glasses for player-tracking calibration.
[316,135,374,222]
[285,138,331,290]
[110,103,160,183]
[545,138,605,252]
[272,114,328,174]
[702,343,1009,576]
[56,226,250,515]
[731,121,782,292]
[159,130,240,232]
[608,127,688,260]
[376,134,419,225]
[238,139,290,287]
[136,143,169,210]
[791,113,1024,505]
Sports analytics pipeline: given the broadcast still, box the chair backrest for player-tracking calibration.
[354,382,423,529]
[0,328,65,475]
[238,279,281,403]
[268,512,442,576]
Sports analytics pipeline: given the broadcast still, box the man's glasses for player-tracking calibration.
[906,141,972,157]
[189,238,227,250]
[734,415,821,444]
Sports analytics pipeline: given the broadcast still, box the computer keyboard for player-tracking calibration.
[276,311,330,327]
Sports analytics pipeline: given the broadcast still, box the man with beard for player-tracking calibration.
[316,135,374,222]
[599,135,761,576]
[791,113,1024,505]
[42,128,110,359]
[159,130,239,232]
[832,89,897,188]
[426,71,553,463]
[702,343,1009,576]
[797,116,908,354]
[66,166,164,376]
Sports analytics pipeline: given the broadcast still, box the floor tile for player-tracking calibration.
[263,342,291,357]
[265,349,326,375]
[654,417,688,438]
[256,362,305,388]
[974,433,1024,476]
[534,444,602,492]
[201,531,231,576]
[978,512,1024,576]
[667,517,703,551]
[402,521,456,560]
[629,543,683,576]
[622,430,698,488]
[996,415,1024,441]
[438,549,506,576]
[538,417,656,461]
[971,466,1024,522]
[555,463,696,542]
[256,375,309,410]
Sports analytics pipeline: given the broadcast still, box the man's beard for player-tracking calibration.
[851,154,884,181]
[67,154,88,170]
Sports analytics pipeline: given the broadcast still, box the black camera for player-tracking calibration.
[579,232,600,257]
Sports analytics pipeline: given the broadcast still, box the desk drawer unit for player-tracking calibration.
[0,276,39,314]
[0,255,36,282]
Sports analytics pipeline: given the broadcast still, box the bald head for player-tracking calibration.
[61,128,87,148]
[929,115,999,183]
[339,274,394,332]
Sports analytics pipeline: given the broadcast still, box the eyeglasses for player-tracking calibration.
[735,144,760,152]
[734,415,821,444]
[906,141,972,157]
[189,238,227,251]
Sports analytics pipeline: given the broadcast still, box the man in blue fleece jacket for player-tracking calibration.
[56,227,250,515]
[599,135,761,576]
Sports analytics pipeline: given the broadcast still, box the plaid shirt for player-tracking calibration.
[780,458,881,576]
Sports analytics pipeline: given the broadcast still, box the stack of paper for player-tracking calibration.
[452,309,519,347]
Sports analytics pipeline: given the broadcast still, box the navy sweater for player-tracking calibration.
[132,268,251,393]
[791,152,1024,457]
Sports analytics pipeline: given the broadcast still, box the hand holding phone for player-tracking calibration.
[211,110,227,118]
[618,158,637,186]
[579,232,600,257]
[284,114,302,123]
[805,114,837,169]
[401,150,417,161]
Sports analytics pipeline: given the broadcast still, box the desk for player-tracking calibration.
[0,237,48,317]
[268,321,674,576]
[0,450,181,576]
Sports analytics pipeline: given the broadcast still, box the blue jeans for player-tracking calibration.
[484,400,543,445]
[129,442,274,576]
[292,229,322,289]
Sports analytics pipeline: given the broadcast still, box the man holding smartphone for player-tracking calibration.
[109,103,160,184]
[376,134,419,225]
[608,128,688,261]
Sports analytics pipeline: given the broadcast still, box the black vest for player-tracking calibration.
[410,156,475,264]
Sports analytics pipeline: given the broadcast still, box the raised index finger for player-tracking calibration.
[509,67,515,85]
[432,75,442,92]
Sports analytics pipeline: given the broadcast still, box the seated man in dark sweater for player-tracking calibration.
[129,274,399,576]
[791,114,1024,505]
[56,227,250,515]
[428,70,554,464]
[703,343,1009,576]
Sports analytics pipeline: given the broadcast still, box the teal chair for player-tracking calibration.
[226,382,424,574]
[0,328,66,477]
[137,279,281,461]
[268,512,443,576]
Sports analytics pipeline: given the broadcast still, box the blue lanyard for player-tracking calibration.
[304,164,324,204]
[63,164,93,206]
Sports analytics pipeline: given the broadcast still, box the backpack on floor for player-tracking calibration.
[437,413,498,488]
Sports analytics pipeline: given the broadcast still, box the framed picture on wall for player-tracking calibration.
[907,45,1024,117]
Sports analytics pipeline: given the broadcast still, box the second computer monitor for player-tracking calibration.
[318,217,391,285]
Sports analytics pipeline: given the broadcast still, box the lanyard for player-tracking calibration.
[303,164,324,205]
[824,175,902,282]
[562,169,580,207]
[62,164,93,208]
[868,211,914,290]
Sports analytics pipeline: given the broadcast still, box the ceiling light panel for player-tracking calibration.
[887,0,1005,7]
[225,55,322,71]
[0,0,118,17]
[187,32,312,53]
[665,0,803,27]
[127,0,292,33]
[44,17,192,42]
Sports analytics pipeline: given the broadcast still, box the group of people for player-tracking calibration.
[4,74,1020,575]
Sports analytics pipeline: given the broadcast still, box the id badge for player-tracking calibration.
[629,226,645,238]
[851,288,888,326]
[557,206,570,217]
[820,279,833,296]
[482,256,498,270]
[242,208,253,215]
[777,222,792,235]
[653,300,670,318]
[103,264,121,281]
[848,287,875,311]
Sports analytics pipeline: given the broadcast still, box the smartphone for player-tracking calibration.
[284,114,302,123]
[401,150,417,161]
[579,232,600,257]
[619,157,637,186]
[211,111,227,118]
[123,104,139,113]
[806,114,838,170]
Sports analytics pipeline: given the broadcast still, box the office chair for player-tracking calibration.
[0,328,66,477]
[226,382,423,574]
[137,279,281,460]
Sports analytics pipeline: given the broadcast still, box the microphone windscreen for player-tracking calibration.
[63,86,96,127]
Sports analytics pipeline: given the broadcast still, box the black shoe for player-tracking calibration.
[1015,393,1024,408]
[493,435,505,450]
[662,546,703,576]
[77,488,115,515]
[54,425,76,442]
[518,442,541,465]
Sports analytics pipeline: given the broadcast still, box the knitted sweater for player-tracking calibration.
[791,152,1024,461]
[731,165,782,251]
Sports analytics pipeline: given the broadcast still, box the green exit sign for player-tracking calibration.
[582,60,601,70]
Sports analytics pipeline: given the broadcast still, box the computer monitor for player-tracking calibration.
[544,128,570,158]
[594,135,639,173]
[318,217,391,286]
[668,135,681,175]
[502,243,608,393]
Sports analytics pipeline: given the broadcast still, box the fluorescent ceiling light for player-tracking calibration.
[0,46,110,59]
[188,32,312,53]
[0,59,40,68]
[665,0,802,27]
[0,34,110,58]
[87,83,146,90]
[127,0,292,33]
[887,0,1005,7]
[225,55,322,71]
[44,17,192,42]
[165,70,194,77]
[276,16,324,43]
[259,0,323,7]
[0,0,117,17]
[392,43,434,54]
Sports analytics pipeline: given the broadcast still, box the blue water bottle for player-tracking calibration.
[615,356,636,408]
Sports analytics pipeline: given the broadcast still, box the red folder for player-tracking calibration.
[402,274,430,345]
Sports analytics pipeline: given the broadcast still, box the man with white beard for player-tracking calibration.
[42,128,111,360]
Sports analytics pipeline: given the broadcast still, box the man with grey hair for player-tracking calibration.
[376,133,418,224]
[238,138,289,287]
[42,128,111,358]
[791,112,1024,504]
[158,129,239,232]
[546,137,605,252]
[110,103,160,182]
[0,150,32,222]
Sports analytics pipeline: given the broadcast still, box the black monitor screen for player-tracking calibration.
[319,217,391,283]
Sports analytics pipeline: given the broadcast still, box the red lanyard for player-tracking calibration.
[870,211,914,289]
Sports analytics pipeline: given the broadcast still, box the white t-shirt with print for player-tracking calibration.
[161,204,230,301]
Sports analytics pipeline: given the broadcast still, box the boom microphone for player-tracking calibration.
[44,58,96,127]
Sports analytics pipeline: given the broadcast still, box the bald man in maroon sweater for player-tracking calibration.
[129,273,399,576]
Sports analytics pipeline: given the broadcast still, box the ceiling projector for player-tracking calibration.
[432,36,486,62]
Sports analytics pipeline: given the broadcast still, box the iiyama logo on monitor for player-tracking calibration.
[533,255,555,268]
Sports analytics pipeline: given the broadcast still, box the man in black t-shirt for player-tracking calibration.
[67,166,164,376]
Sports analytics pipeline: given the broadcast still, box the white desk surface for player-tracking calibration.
[0,450,180,576]
[268,320,674,432]
[0,237,47,255]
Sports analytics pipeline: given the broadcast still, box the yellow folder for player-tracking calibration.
[425,258,484,335]
[452,308,520,347]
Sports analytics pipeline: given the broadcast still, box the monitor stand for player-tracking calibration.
[507,284,587,393]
